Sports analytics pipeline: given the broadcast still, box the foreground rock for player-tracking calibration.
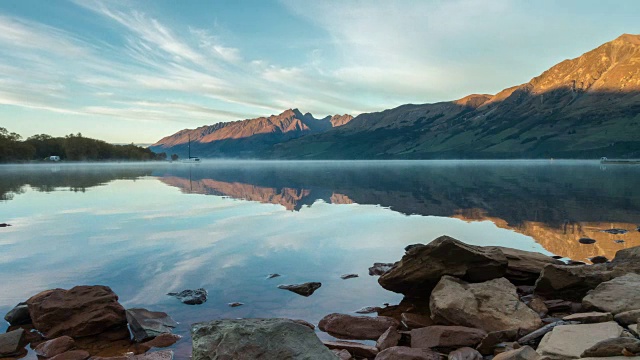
[319,313,399,340]
[562,312,613,324]
[534,246,640,301]
[614,309,640,325]
[430,276,542,332]
[411,325,487,350]
[488,247,563,285]
[140,333,181,349]
[493,346,539,360]
[375,346,441,360]
[191,318,336,360]
[48,350,90,360]
[379,236,508,296]
[166,288,207,305]
[0,329,26,357]
[27,285,127,338]
[35,336,76,357]
[448,347,483,360]
[582,273,640,314]
[126,308,178,342]
[278,282,322,297]
[581,337,640,357]
[3,302,31,326]
[376,326,401,351]
[477,329,519,355]
[323,341,379,358]
[536,321,624,359]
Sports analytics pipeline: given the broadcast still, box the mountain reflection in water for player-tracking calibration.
[155,161,640,261]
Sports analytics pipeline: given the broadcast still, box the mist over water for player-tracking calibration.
[1,160,639,359]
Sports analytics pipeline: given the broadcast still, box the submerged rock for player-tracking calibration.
[319,313,399,340]
[582,273,640,314]
[228,302,244,307]
[4,302,31,326]
[0,223,11,227]
[579,238,597,244]
[166,288,207,305]
[430,276,542,333]
[614,239,625,244]
[340,274,359,280]
[379,236,508,297]
[191,318,336,360]
[140,333,181,349]
[125,308,178,342]
[0,329,26,357]
[601,229,628,235]
[278,282,321,297]
[27,285,127,339]
[369,263,396,276]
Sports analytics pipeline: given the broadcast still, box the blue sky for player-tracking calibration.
[0,0,638,143]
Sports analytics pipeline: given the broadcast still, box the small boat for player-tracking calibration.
[600,157,640,165]
[182,135,201,163]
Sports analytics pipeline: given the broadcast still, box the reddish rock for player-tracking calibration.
[48,350,90,360]
[376,326,401,351]
[35,336,75,357]
[375,346,441,360]
[401,313,434,329]
[27,286,127,339]
[319,313,399,340]
[411,325,487,350]
[141,334,181,349]
[331,349,353,360]
[476,329,519,355]
[527,297,548,317]
[323,341,379,358]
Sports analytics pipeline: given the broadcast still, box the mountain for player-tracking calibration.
[150,109,353,157]
[273,34,640,159]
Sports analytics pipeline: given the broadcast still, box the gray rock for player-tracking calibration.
[629,324,639,336]
[493,346,539,360]
[0,329,26,357]
[278,282,322,297]
[319,313,400,340]
[126,308,178,342]
[379,236,508,296]
[581,337,640,357]
[191,318,336,360]
[267,273,281,279]
[614,309,640,325]
[3,302,31,326]
[430,276,542,333]
[341,274,359,280]
[376,326,401,351]
[355,306,381,314]
[167,288,207,305]
[448,347,483,360]
[535,321,624,360]
[411,325,487,350]
[517,321,575,345]
[583,274,640,314]
[562,312,613,324]
[477,329,519,355]
[369,263,396,276]
[375,346,441,360]
[323,341,379,358]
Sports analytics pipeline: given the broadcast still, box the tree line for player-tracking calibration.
[0,127,169,162]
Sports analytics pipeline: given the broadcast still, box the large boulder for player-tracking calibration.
[536,321,624,360]
[410,326,487,350]
[191,318,336,360]
[430,276,543,333]
[582,274,640,314]
[4,302,31,326]
[318,313,399,340]
[0,329,26,357]
[125,308,178,342]
[379,236,508,297]
[488,247,563,285]
[27,285,127,339]
[375,347,441,360]
[535,246,640,301]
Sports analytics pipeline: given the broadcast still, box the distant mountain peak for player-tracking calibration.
[614,33,640,45]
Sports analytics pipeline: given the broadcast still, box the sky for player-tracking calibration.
[0,0,638,143]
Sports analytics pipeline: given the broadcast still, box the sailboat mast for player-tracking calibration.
[188,135,191,159]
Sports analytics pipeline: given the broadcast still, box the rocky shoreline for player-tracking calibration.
[3,235,640,359]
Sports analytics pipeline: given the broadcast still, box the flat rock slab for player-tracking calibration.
[581,337,640,357]
[191,318,336,360]
[3,303,31,326]
[614,309,640,325]
[583,273,640,314]
[166,288,207,305]
[126,308,178,342]
[376,326,401,351]
[493,346,540,360]
[379,236,508,296]
[319,313,399,340]
[35,336,75,357]
[375,346,441,360]
[324,341,379,358]
[536,321,624,360]
[411,325,487,349]
[27,285,127,338]
[430,276,542,333]
[562,312,613,323]
[0,329,26,357]
[278,282,322,297]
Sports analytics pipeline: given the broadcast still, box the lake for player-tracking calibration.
[1,160,639,358]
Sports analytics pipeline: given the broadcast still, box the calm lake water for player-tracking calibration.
[1,160,639,358]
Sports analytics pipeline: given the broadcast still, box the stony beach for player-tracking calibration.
[2,235,640,360]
